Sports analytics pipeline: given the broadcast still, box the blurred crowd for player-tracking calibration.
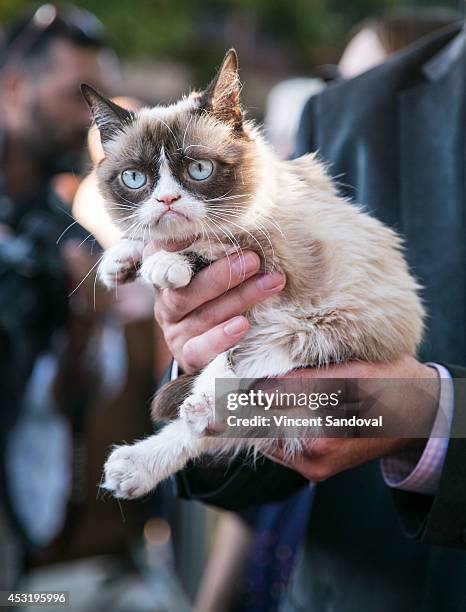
[0,3,461,612]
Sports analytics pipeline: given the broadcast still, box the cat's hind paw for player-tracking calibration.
[180,392,215,435]
[102,445,155,499]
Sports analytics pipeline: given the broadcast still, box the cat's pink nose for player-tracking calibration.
[157,194,181,207]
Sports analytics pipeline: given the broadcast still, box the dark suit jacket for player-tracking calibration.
[176,25,466,611]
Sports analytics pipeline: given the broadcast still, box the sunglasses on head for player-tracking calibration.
[4,3,106,65]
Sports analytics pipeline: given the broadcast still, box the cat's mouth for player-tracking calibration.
[157,210,189,224]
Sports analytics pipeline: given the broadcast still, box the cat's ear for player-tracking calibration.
[80,83,134,148]
[199,49,242,131]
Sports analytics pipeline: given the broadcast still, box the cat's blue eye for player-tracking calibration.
[187,159,214,181]
[121,169,147,189]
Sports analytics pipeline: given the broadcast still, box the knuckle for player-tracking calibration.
[181,340,200,372]
[312,438,333,456]
[308,464,330,482]
[153,303,165,326]
[204,257,238,291]
[163,326,177,350]
[237,276,261,306]
[195,303,216,329]
[163,288,189,317]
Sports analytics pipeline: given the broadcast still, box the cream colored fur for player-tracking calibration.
[95,51,424,499]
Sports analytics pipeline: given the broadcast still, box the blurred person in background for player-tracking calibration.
[265,6,459,159]
[1,7,182,607]
[0,3,119,587]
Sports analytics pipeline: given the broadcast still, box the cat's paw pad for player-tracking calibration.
[102,445,154,499]
[140,252,192,289]
[98,242,141,289]
[180,393,214,434]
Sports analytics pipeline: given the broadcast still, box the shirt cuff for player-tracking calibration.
[381,363,454,495]
[170,360,179,380]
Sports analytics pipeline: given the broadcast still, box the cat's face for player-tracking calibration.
[82,50,261,243]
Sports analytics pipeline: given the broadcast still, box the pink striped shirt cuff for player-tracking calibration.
[381,363,454,495]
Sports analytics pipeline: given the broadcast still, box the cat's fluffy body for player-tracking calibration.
[82,50,424,499]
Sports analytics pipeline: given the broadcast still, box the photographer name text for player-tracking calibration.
[226,415,383,428]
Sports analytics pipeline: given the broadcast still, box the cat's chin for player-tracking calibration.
[158,236,199,252]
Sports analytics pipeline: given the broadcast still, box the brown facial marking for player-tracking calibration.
[96,103,260,235]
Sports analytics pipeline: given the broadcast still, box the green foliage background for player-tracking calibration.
[0,0,462,71]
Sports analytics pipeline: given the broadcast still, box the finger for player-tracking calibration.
[157,250,262,323]
[174,271,286,338]
[181,315,250,372]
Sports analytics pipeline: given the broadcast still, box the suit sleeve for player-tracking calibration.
[175,454,308,512]
[392,364,466,548]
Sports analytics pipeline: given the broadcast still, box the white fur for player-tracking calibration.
[140,250,193,289]
[103,352,235,497]
[98,239,143,289]
[100,101,425,500]
[135,157,207,240]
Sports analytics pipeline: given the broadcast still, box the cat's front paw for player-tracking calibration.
[140,251,192,289]
[98,241,142,289]
[102,445,155,499]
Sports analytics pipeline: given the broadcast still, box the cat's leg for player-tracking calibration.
[179,352,236,434]
[103,353,235,498]
[103,418,202,499]
[98,239,143,288]
[140,250,193,289]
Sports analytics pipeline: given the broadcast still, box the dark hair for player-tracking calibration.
[1,3,108,70]
[350,7,461,56]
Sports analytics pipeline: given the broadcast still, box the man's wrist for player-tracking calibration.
[381,363,454,495]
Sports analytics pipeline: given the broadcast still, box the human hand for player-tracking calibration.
[264,356,440,481]
[148,245,286,373]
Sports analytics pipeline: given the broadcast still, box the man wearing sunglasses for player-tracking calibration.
[0,4,117,586]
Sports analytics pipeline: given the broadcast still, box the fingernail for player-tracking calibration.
[231,252,259,276]
[256,272,285,292]
[224,316,248,336]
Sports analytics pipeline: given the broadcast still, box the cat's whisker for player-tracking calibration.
[204,216,244,285]
[93,263,99,312]
[208,205,284,240]
[68,254,104,298]
[181,143,210,152]
[209,212,271,271]
[183,154,205,164]
[181,114,193,151]
[203,192,253,203]
[202,189,233,202]
[113,192,138,207]
[77,232,95,250]
[116,498,126,524]
[250,220,277,270]
[203,217,237,288]
[56,219,79,245]
[155,116,181,148]
[106,205,135,212]
[199,219,215,270]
